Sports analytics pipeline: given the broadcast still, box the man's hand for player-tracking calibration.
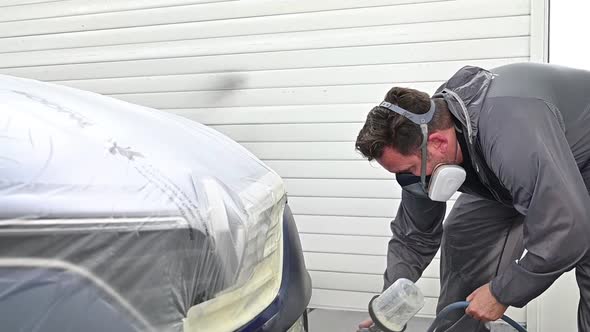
[465,283,508,322]
[358,318,373,330]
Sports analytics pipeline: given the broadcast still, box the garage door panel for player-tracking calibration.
[300,234,390,256]
[309,271,441,296]
[265,160,391,179]
[0,16,529,68]
[0,0,445,35]
[0,0,230,23]
[284,179,400,198]
[0,0,526,38]
[0,37,529,81]
[172,104,374,125]
[111,83,442,109]
[289,197,399,218]
[289,197,455,218]
[59,57,527,95]
[304,252,440,278]
[0,0,58,7]
[295,215,392,236]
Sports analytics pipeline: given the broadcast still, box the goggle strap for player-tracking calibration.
[379,100,436,125]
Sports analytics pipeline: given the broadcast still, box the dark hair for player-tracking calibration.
[355,87,452,160]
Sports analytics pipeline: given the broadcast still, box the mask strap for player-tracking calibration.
[420,124,428,191]
[454,137,460,164]
[379,100,436,125]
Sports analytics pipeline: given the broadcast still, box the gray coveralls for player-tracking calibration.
[383,63,590,331]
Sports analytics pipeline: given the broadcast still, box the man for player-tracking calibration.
[355,62,590,331]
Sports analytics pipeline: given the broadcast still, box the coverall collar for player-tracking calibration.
[433,66,495,143]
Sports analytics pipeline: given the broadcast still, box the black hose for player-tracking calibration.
[425,301,527,332]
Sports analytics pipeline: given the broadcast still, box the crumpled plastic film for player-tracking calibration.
[0,74,286,332]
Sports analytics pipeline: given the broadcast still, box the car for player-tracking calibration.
[0,74,312,332]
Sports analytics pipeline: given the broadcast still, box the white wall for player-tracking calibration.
[549,0,590,70]
[525,1,588,330]
[0,0,547,325]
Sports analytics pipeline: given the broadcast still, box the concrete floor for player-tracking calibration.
[307,309,432,332]
[307,309,520,332]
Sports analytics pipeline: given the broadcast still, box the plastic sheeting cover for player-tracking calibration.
[0,74,286,331]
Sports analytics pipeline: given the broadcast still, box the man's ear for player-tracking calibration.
[427,132,449,152]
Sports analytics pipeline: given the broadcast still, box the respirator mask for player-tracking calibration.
[378,100,466,202]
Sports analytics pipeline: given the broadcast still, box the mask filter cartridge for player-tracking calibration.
[428,165,466,202]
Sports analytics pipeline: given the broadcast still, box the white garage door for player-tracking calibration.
[0,0,547,324]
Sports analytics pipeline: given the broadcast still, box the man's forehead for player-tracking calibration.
[377,148,414,172]
[380,146,406,162]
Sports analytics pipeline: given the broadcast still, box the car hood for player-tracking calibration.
[0,74,284,225]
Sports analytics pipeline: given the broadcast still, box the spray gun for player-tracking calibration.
[358,278,425,332]
[358,278,527,332]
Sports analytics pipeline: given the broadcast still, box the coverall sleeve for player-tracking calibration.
[384,189,446,290]
[480,97,590,308]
